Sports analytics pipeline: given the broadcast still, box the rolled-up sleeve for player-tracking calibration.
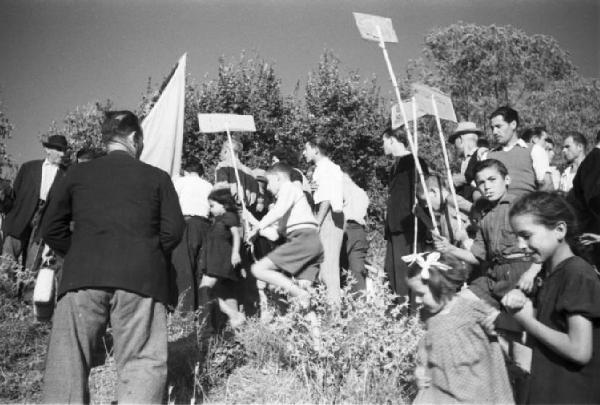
[313,160,344,212]
[470,226,487,263]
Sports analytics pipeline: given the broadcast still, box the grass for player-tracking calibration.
[0,256,49,403]
[0,232,423,404]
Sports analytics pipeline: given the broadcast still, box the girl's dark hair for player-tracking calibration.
[408,253,468,304]
[509,191,579,249]
[208,187,238,213]
[427,255,468,304]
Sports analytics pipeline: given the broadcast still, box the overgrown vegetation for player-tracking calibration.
[88,272,423,404]
[0,256,49,403]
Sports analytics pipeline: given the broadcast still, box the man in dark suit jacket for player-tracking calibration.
[2,135,68,266]
[41,111,185,404]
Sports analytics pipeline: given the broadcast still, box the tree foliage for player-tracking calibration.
[519,77,600,151]
[44,100,112,159]
[37,22,600,221]
[298,51,387,188]
[412,23,577,127]
[183,53,292,178]
[0,97,15,177]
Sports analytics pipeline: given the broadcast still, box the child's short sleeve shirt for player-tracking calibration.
[528,256,600,404]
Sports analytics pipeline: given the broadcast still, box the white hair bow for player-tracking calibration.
[402,251,452,280]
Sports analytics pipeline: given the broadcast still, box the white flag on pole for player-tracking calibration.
[411,83,457,123]
[140,53,187,176]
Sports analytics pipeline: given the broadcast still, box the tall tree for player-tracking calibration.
[0,97,15,178]
[181,52,293,176]
[44,100,112,158]
[411,23,577,127]
[298,50,388,189]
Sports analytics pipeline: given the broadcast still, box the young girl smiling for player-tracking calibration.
[504,191,600,404]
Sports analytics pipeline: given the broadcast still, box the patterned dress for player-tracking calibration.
[415,296,514,404]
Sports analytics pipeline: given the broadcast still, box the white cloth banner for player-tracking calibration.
[140,53,187,176]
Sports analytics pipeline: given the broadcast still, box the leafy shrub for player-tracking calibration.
[205,273,424,404]
[0,255,50,403]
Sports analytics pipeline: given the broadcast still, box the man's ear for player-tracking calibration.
[510,120,517,132]
[505,174,511,186]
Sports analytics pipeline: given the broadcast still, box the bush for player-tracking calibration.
[0,256,50,403]
[205,273,423,404]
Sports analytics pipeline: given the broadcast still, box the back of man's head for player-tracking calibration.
[101,111,143,144]
[183,160,204,177]
[596,130,600,146]
[221,138,243,156]
[306,136,331,156]
[489,106,519,127]
[267,162,293,179]
[382,127,409,148]
[520,126,546,143]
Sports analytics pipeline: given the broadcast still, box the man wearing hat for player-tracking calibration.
[2,134,68,267]
[449,121,485,203]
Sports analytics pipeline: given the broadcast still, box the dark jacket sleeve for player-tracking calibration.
[41,174,73,255]
[159,172,185,253]
[11,163,25,197]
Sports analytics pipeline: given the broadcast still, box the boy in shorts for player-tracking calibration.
[245,162,324,306]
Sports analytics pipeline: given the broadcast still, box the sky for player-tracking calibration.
[1,0,598,164]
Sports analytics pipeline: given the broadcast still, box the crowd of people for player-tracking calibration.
[1,104,600,404]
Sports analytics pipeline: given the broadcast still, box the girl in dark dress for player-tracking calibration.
[198,188,244,329]
[504,192,600,404]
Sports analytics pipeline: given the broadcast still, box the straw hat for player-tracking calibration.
[448,122,483,144]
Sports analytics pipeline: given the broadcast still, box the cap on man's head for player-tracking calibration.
[101,110,142,144]
[448,121,483,144]
[42,135,68,152]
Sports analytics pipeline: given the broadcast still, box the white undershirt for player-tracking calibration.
[40,159,59,201]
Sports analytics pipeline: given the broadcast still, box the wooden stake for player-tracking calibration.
[225,124,249,231]
[431,97,462,233]
[376,25,438,232]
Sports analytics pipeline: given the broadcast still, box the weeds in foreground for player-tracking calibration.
[0,255,50,403]
[205,272,424,404]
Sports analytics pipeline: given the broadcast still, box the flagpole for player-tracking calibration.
[225,123,249,232]
[412,97,419,256]
[377,25,438,232]
[431,97,461,233]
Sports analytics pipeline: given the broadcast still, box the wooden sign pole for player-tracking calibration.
[225,123,249,231]
[431,97,462,233]
[376,25,438,232]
